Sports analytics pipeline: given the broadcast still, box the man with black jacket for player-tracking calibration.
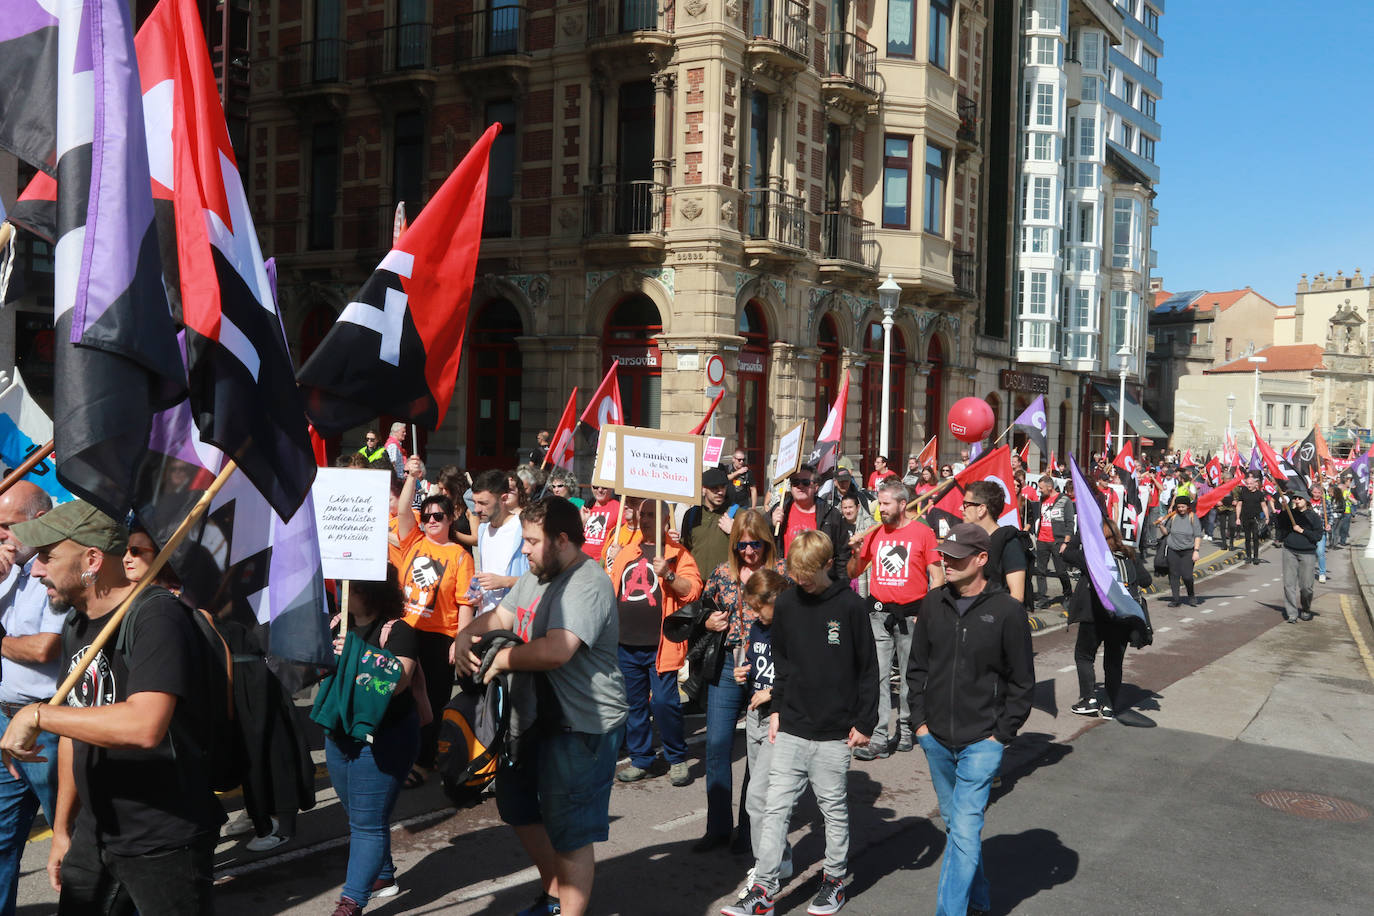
[1274,492,1322,623]
[1031,475,1075,607]
[770,464,850,580]
[908,523,1035,916]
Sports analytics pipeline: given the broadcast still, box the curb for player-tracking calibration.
[1029,543,1246,639]
[1345,518,1374,634]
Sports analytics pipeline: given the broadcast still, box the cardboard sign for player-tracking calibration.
[772,420,808,484]
[593,426,620,488]
[312,468,390,581]
[703,436,726,467]
[615,427,704,502]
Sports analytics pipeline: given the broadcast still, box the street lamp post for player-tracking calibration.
[877,274,901,462]
[1248,355,1268,444]
[1116,344,1131,456]
[1226,393,1237,447]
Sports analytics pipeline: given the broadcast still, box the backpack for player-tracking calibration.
[110,587,247,793]
[435,629,520,807]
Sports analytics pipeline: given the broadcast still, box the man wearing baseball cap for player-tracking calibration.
[907,523,1035,916]
[0,501,222,914]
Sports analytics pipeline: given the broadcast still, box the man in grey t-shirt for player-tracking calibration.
[456,497,627,916]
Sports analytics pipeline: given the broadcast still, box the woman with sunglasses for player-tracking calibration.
[939,465,954,479]
[694,510,785,853]
[396,458,476,788]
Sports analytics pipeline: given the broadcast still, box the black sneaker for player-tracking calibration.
[1070,697,1101,716]
[852,744,889,761]
[807,874,846,915]
[1099,705,1115,720]
[721,884,775,916]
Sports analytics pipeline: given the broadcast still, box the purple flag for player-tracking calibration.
[968,441,983,462]
[1247,445,1262,471]
[1068,454,1146,623]
[1011,394,1048,454]
[50,0,185,515]
[0,2,59,172]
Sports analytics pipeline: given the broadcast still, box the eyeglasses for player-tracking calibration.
[421,512,448,522]
[789,477,815,488]
[126,546,153,559]
[961,501,984,510]
[735,540,765,552]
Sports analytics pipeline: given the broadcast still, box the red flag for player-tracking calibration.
[1249,421,1286,480]
[308,425,329,467]
[545,387,579,470]
[1196,473,1244,517]
[1048,449,1058,474]
[299,122,501,435]
[1018,441,1030,467]
[1113,441,1137,476]
[6,170,57,242]
[917,435,938,470]
[688,388,726,436]
[1181,449,1195,468]
[580,361,624,431]
[1203,456,1223,487]
[1104,420,1114,458]
[1314,426,1331,462]
[922,444,1020,532]
[808,373,850,475]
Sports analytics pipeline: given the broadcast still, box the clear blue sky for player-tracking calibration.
[1153,1,1374,306]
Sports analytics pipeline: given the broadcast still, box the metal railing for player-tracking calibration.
[825,31,878,93]
[954,249,976,296]
[455,6,527,61]
[368,22,433,76]
[957,93,978,144]
[280,39,347,89]
[745,188,805,249]
[821,210,875,267]
[484,196,514,238]
[747,0,808,58]
[584,181,666,237]
[589,0,672,39]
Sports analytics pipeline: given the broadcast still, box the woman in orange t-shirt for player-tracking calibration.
[396,458,475,785]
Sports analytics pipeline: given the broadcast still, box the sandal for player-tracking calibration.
[403,767,428,789]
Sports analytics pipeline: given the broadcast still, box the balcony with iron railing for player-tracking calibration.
[280,39,348,90]
[366,22,437,89]
[745,0,809,71]
[584,181,667,251]
[953,248,976,298]
[822,32,878,104]
[819,210,877,275]
[455,6,532,68]
[957,93,979,150]
[588,0,673,49]
[744,188,806,258]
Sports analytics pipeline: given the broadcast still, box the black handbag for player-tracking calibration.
[677,598,726,703]
[1153,539,1170,573]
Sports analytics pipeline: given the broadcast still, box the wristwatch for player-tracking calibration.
[664,572,676,584]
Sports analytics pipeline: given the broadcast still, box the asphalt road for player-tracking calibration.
[14,528,1374,915]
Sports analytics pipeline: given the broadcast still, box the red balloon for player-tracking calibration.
[948,397,995,443]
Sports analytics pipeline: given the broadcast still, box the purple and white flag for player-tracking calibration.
[1068,454,1146,623]
[1011,394,1048,454]
[50,0,185,515]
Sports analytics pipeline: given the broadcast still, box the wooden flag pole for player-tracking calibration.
[48,459,239,709]
[338,580,351,641]
[0,440,56,500]
[0,222,13,249]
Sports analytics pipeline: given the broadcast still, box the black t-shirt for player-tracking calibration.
[727,469,754,508]
[986,526,1030,597]
[617,555,665,647]
[1236,489,1267,521]
[63,591,225,856]
[352,616,420,729]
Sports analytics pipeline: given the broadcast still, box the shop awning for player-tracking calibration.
[1093,384,1168,440]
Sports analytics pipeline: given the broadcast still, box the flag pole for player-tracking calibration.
[0,222,12,249]
[905,476,959,519]
[47,459,239,709]
[0,440,56,500]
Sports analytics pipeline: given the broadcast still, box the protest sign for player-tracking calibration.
[312,468,390,580]
[772,421,807,484]
[593,425,620,488]
[615,427,704,502]
[703,435,725,467]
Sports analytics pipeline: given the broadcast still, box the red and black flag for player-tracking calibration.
[6,170,57,243]
[299,123,501,436]
[919,445,1019,536]
[1250,420,1309,499]
[137,0,315,518]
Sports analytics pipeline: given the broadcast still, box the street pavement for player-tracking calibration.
[14,524,1374,915]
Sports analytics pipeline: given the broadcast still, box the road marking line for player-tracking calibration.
[1058,665,1076,673]
[1180,617,1194,623]
[1202,609,1214,614]
[1219,601,1231,607]
[1155,627,1171,633]
[1339,595,1374,683]
[1250,588,1260,593]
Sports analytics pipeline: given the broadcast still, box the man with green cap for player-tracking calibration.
[0,501,223,914]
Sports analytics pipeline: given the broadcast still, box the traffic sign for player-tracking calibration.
[705,354,725,386]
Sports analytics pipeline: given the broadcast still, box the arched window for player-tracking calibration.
[466,300,524,470]
[605,294,663,428]
[737,301,770,472]
[860,321,906,473]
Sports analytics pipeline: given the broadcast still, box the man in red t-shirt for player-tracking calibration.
[769,465,851,578]
[846,478,943,759]
[866,455,897,492]
[1033,475,1073,608]
[581,485,621,559]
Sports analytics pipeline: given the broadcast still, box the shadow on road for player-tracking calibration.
[983,827,1079,914]
[994,731,1073,802]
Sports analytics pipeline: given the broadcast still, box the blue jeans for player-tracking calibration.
[325,710,420,907]
[0,710,57,916]
[617,645,687,767]
[704,657,746,837]
[1316,533,1327,577]
[919,733,1005,916]
[496,727,623,852]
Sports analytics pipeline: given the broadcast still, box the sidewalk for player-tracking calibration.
[1027,540,1246,634]
[1344,515,1374,633]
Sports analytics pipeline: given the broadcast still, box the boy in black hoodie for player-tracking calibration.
[722,531,878,916]
[908,522,1034,916]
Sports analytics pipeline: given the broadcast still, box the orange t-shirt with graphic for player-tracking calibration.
[398,527,475,636]
[388,509,420,571]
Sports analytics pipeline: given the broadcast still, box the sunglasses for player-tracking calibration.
[421,511,448,522]
[126,546,153,559]
[961,501,984,510]
[735,540,765,552]
[789,477,815,487]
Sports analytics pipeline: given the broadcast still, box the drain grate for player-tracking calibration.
[1255,790,1371,822]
